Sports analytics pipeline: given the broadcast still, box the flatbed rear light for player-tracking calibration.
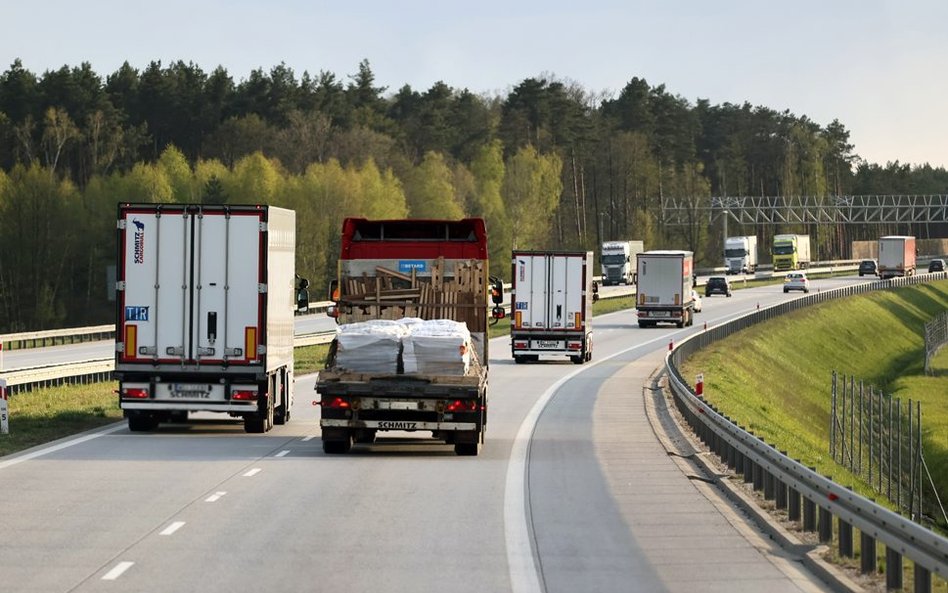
[122,387,149,399]
[232,389,258,401]
[324,397,350,409]
[567,342,582,350]
[513,341,527,349]
[446,399,479,412]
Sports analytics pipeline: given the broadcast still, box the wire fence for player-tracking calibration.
[831,372,926,522]
[924,310,948,375]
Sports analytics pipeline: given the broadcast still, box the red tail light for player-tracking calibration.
[513,341,528,349]
[567,342,582,350]
[122,387,149,399]
[324,397,350,409]
[232,389,258,401]
[446,399,478,412]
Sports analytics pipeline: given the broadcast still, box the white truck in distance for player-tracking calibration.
[600,240,644,285]
[724,235,758,274]
[635,250,695,328]
[115,204,299,433]
[878,235,917,279]
[511,251,594,364]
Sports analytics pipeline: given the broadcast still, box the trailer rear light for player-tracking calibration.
[446,399,478,412]
[568,342,582,350]
[122,387,149,399]
[232,389,258,401]
[514,341,528,349]
[324,397,350,409]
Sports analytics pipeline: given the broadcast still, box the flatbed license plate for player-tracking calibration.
[534,340,564,349]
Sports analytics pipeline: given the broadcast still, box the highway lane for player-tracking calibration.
[0,275,868,592]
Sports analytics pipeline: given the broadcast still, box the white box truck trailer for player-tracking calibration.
[724,235,758,274]
[115,204,298,433]
[511,251,594,364]
[600,240,644,285]
[635,250,695,328]
[878,235,917,279]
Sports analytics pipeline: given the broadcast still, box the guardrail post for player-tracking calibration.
[788,481,802,522]
[743,457,754,484]
[803,496,817,532]
[838,517,853,559]
[914,562,931,593]
[885,547,902,590]
[752,460,763,492]
[860,530,876,574]
[763,467,775,500]
[775,451,788,510]
[818,504,833,543]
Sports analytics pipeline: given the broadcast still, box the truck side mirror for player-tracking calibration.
[489,277,504,305]
[592,280,600,303]
[327,279,338,301]
[296,277,310,312]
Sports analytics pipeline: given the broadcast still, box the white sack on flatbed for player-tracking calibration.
[335,320,407,374]
[401,319,472,375]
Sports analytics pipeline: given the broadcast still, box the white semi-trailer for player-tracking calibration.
[511,251,594,364]
[878,235,917,279]
[635,250,695,328]
[115,204,298,433]
[724,235,758,274]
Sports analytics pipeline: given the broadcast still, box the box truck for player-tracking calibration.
[511,251,594,364]
[115,204,298,433]
[878,235,917,279]
[635,250,695,328]
[724,235,758,274]
[317,218,491,456]
[600,240,644,285]
[772,234,811,271]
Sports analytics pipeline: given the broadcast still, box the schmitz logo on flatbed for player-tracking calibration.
[377,421,417,430]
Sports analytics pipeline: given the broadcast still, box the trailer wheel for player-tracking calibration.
[570,355,584,364]
[323,439,352,454]
[455,442,479,456]
[128,414,158,432]
[169,411,188,424]
[354,429,377,444]
[514,355,525,364]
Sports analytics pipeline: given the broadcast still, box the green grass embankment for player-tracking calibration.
[680,280,948,517]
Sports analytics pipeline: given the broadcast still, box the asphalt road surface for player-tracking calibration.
[0,276,868,592]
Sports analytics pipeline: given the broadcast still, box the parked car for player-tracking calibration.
[691,290,702,312]
[784,271,810,293]
[928,258,946,273]
[858,259,878,277]
[705,276,732,297]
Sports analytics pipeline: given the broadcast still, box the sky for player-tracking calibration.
[4,0,948,169]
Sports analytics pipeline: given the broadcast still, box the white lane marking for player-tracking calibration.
[205,491,227,502]
[243,468,262,477]
[101,561,134,581]
[160,521,185,536]
[0,423,125,471]
[301,436,315,442]
[504,322,721,593]
[275,450,290,457]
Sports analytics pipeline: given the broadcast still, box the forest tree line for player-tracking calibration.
[1,58,947,331]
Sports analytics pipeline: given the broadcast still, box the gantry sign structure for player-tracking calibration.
[661,195,948,226]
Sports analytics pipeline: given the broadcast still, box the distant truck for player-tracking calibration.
[600,240,644,285]
[635,250,695,328]
[772,234,811,271]
[878,235,917,279]
[317,218,491,456]
[724,235,758,274]
[115,204,299,433]
[510,251,594,364]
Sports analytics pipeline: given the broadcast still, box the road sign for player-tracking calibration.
[1,378,8,434]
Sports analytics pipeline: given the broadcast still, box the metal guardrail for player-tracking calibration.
[665,271,948,591]
[1,331,338,394]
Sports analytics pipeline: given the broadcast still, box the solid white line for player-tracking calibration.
[0,423,125,471]
[205,491,226,503]
[275,450,290,457]
[503,324,703,593]
[160,521,185,536]
[101,561,134,581]
[301,436,315,442]
[243,468,261,477]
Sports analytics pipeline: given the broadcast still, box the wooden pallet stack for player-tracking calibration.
[338,258,487,331]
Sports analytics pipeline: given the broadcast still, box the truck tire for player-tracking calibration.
[455,442,479,456]
[169,411,188,424]
[128,414,158,432]
[514,355,525,364]
[354,429,377,444]
[570,355,584,364]
[244,395,274,433]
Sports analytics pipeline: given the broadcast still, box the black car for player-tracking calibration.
[858,259,878,277]
[929,259,946,273]
[705,276,732,297]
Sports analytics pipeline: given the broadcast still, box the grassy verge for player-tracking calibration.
[680,280,948,520]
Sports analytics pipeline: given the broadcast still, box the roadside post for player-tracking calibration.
[1,378,8,434]
[695,374,704,398]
